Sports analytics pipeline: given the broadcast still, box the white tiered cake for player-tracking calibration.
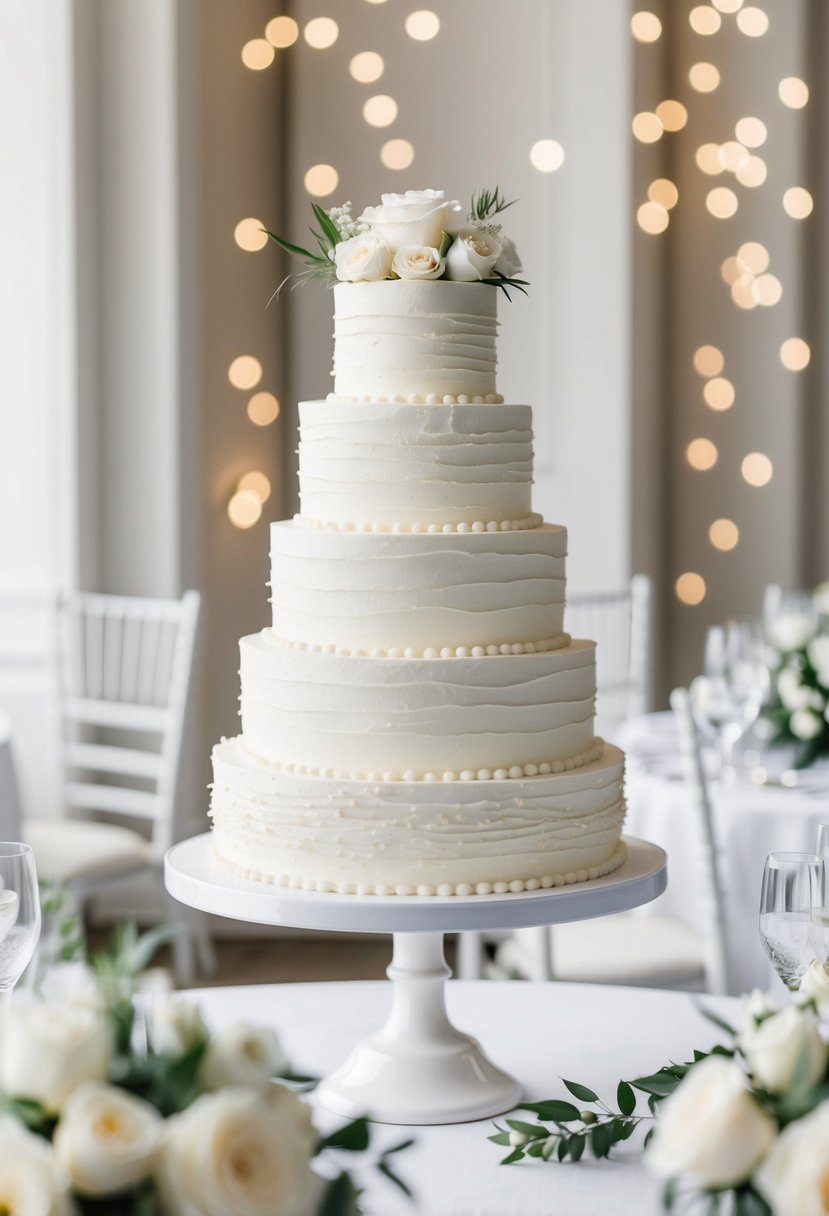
[210,279,627,896]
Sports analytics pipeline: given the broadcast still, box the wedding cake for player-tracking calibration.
[209,189,626,896]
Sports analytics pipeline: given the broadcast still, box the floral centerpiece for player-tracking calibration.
[764,583,829,767]
[487,968,829,1215]
[264,187,528,298]
[0,924,410,1215]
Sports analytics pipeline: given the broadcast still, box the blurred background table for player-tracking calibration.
[621,711,829,993]
[194,979,737,1216]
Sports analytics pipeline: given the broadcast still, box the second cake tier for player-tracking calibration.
[239,632,598,777]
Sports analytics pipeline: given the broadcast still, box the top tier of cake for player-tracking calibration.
[332,281,498,401]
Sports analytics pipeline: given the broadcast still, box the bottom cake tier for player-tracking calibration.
[209,737,627,896]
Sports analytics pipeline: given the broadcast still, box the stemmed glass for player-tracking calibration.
[759,851,824,991]
[0,844,41,1035]
[690,620,769,784]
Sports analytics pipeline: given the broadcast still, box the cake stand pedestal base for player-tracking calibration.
[317,931,521,1124]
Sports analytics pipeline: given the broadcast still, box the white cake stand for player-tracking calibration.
[165,834,666,1125]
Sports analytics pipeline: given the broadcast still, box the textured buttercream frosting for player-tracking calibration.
[270,521,567,651]
[210,737,626,894]
[333,281,498,400]
[298,400,533,528]
[239,632,597,776]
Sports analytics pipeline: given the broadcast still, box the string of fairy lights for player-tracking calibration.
[224,1,565,530]
[632,0,813,608]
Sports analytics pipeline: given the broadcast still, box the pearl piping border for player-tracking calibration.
[294,512,544,535]
[268,632,571,660]
[256,738,605,784]
[217,840,628,898]
[325,392,505,406]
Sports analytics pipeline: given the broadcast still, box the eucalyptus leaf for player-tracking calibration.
[569,1133,585,1162]
[520,1099,581,1122]
[562,1079,598,1103]
[617,1080,636,1116]
[590,1123,611,1159]
[500,1147,526,1165]
[318,1116,371,1153]
[631,1073,681,1098]
[318,1171,362,1216]
[505,1118,547,1139]
[377,1160,413,1197]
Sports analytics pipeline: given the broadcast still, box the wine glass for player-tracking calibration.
[690,620,769,784]
[0,844,41,1041]
[759,851,824,990]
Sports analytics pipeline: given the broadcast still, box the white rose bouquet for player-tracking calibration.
[0,922,411,1216]
[486,988,829,1215]
[764,586,829,767]
[263,185,529,299]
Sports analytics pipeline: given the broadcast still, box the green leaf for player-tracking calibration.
[569,1133,585,1162]
[631,1073,681,1098]
[312,203,343,249]
[590,1123,611,1159]
[318,1171,362,1216]
[643,1126,655,1149]
[377,1160,412,1197]
[505,1119,547,1139]
[383,1138,414,1156]
[0,1096,55,1137]
[276,1071,319,1087]
[520,1099,581,1122]
[500,1147,526,1165]
[694,1001,737,1038]
[263,229,328,266]
[735,1188,773,1216]
[527,1140,546,1157]
[617,1080,636,1116]
[562,1079,599,1103]
[557,1137,570,1161]
[318,1116,371,1154]
[488,1132,513,1146]
[663,1178,678,1211]
[438,230,453,258]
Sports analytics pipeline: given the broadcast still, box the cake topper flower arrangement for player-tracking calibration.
[264,187,529,298]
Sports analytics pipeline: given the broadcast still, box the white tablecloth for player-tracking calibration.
[620,712,829,994]
[192,979,738,1216]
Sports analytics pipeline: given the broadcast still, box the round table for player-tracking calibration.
[190,979,738,1216]
[620,711,829,993]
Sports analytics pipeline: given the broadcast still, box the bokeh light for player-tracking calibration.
[656,100,688,132]
[381,139,415,170]
[304,164,339,197]
[736,156,767,188]
[779,77,809,109]
[228,490,262,529]
[405,10,440,40]
[363,95,398,127]
[703,377,735,411]
[694,345,724,377]
[265,16,299,47]
[737,242,769,273]
[228,356,263,390]
[696,143,724,175]
[731,274,760,308]
[737,6,769,35]
[719,141,750,172]
[690,6,722,33]
[689,62,721,92]
[755,273,782,305]
[241,39,275,70]
[632,112,663,143]
[709,519,740,551]
[686,438,718,470]
[247,392,280,427]
[637,202,669,234]
[350,51,385,82]
[238,471,272,503]
[530,140,565,172]
[712,0,743,11]
[741,453,773,486]
[304,17,339,48]
[706,187,738,218]
[735,117,767,147]
[780,337,811,371]
[648,179,679,209]
[783,187,814,219]
[234,218,268,252]
[631,11,662,41]
[676,573,707,605]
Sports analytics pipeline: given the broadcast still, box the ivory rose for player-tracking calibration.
[199,1022,289,1091]
[157,1084,320,1216]
[0,1116,72,1216]
[149,996,208,1057]
[801,959,829,1019]
[755,1100,829,1216]
[360,189,460,253]
[741,1005,828,1095]
[334,233,393,282]
[769,613,817,652]
[0,995,112,1112]
[53,1082,162,1197]
[391,244,445,280]
[445,226,502,282]
[647,1055,776,1187]
[494,234,522,278]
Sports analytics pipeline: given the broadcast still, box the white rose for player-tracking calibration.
[740,989,780,1047]
[807,636,829,688]
[333,233,393,283]
[777,667,812,711]
[0,1116,72,1216]
[359,189,461,253]
[755,1099,829,1216]
[769,613,817,653]
[647,1055,776,1187]
[445,226,503,282]
[815,583,829,616]
[742,1005,828,1094]
[149,996,208,1057]
[391,244,445,281]
[157,1084,320,1216]
[53,1082,161,1198]
[791,708,824,740]
[493,234,522,278]
[0,995,112,1112]
[199,1022,289,1091]
[801,960,829,1020]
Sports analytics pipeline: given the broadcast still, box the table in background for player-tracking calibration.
[620,712,829,993]
[193,979,737,1216]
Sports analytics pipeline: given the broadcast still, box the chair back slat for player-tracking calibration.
[567,575,652,738]
[65,781,162,820]
[55,592,201,854]
[670,687,730,995]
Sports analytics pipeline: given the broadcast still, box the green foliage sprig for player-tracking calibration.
[470,186,516,222]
